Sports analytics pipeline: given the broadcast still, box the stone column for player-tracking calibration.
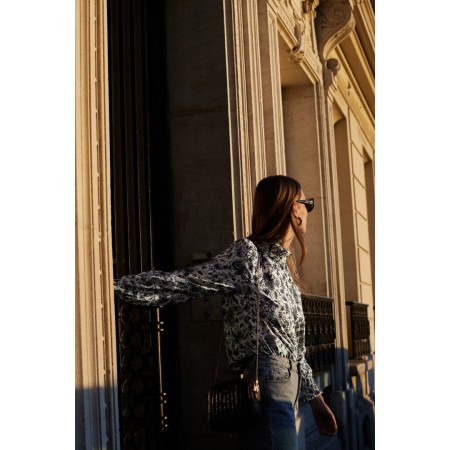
[314,2,357,449]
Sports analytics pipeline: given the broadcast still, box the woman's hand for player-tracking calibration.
[309,394,338,436]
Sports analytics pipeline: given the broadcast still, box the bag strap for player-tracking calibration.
[253,255,261,393]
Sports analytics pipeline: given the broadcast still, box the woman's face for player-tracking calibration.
[293,190,308,234]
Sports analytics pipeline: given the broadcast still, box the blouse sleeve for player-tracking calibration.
[298,329,322,401]
[113,238,258,306]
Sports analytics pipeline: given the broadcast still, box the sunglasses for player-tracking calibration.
[294,198,314,213]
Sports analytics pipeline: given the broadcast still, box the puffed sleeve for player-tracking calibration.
[114,238,258,306]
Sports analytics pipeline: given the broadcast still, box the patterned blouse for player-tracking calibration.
[114,237,321,401]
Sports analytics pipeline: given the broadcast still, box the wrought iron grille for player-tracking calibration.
[302,295,336,371]
[346,301,371,359]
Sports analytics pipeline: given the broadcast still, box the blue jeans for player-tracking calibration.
[239,354,304,450]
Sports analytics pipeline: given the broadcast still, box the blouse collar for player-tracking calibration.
[258,241,291,259]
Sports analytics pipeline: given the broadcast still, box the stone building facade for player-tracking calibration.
[76,0,375,449]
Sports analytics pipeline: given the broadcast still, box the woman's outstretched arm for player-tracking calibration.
[113,238,258,306]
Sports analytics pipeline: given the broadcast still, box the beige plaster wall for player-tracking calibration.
[283,81,329,296]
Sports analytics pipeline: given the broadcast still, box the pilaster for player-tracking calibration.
[75,0,120,448]
[310,0,356,393]
[225,0,276,237]
[267,5,287,174]
[224,0,254,238]
[244,0,268,187]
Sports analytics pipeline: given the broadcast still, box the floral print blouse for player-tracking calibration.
[114,237,321,402]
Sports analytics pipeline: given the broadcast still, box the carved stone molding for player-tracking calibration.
[289,1,322,78]
[290,2,316,62]
[290,13,308,63]
[302,0,315,14]
[315,0,355,88]
[76,0,120,448]
[275,0,297,43]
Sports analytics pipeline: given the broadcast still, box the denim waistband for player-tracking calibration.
[243,353,301,373]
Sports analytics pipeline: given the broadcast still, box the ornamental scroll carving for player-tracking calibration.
[315,0,355,86]
[315,0,354,60]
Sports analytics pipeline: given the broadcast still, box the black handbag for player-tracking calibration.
[207,260,262,433]
[207,375,261,432]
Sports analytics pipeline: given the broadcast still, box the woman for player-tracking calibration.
[114,175,337,449]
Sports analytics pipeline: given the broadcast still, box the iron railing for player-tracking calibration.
[346,301,371,358]
[303,295,336,371]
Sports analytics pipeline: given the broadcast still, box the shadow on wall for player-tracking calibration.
[75,351,375,450]
[306,346,375,450]
[75,385,243,450]
[354,395,375,450]
[75,387,85,450]
[348,376,375,450]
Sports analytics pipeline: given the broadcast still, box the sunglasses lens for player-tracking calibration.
[295,199,314,212]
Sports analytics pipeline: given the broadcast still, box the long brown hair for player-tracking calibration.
[248,175,308,281]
